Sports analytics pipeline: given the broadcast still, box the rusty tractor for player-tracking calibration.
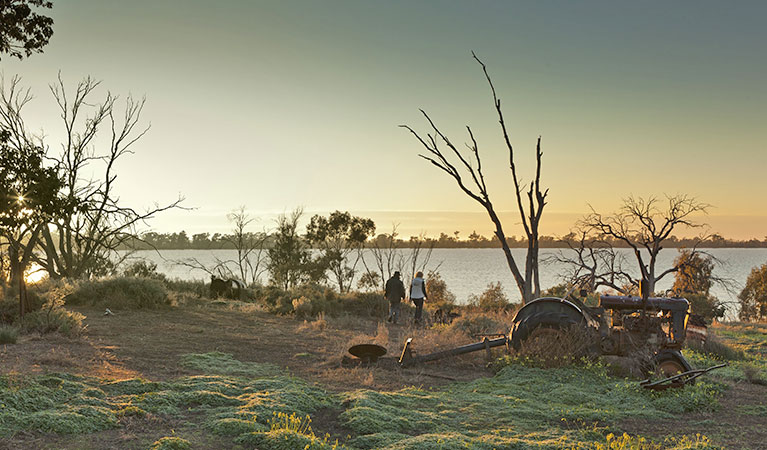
[398,282,722,388]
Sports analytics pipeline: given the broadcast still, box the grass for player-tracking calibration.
[65,276,170,309]
[340,362,725,449]
[0,351,727,449]
[683,322,767,384]
[0,324,18,344]
[149,436,193,450]
[0,353,334,443]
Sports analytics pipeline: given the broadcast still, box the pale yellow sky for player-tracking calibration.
[3,1,765,240]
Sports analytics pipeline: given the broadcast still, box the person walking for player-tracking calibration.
[385,271,406,324]
[410,271,428,324]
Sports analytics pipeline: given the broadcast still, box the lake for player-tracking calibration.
[123,248,767,319]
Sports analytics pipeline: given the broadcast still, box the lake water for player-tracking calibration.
[124,248,767,319]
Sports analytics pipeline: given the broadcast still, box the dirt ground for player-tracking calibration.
[2,305,766,449]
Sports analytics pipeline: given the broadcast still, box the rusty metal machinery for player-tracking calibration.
[396,288,726,388]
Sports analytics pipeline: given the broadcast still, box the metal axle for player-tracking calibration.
[399,336,508,367]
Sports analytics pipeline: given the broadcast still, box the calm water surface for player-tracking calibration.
[124,248,767,318]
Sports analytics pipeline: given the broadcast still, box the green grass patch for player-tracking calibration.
[179,351,283,377]
[148,436,192,450]
[0,353,333,442]
[0,324,18,344]
[340,362,725,449]
[0,352,731,449]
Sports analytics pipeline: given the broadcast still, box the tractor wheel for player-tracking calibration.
[654,350,694,384]
[510,311,580,352]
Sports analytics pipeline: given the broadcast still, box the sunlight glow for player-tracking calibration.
[24,263,47,284]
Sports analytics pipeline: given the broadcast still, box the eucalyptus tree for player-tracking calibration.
[305,211,374,293]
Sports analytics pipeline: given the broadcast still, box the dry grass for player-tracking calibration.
[298,313,328,332]
[743,363,767,386]
[514,324,595,368]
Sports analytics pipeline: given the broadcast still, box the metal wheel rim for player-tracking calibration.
[657,359,686,378]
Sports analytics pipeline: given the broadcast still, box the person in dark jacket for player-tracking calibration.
[385,271,406,324]
[410,271,428,324]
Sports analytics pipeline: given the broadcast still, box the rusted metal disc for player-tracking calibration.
[348,344,387,362]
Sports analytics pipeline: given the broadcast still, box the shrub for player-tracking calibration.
[65,277,169,309]
[338,292,388,318]
[686,293,726,322]
[149,436,192,450]
[21,308,85,337]
[743,363,767,386]
[469,282,510,311]
[0,324,19,344]
[162,278,208,297]
[425,271,457,313]
[292,296,313,318]
[0,287,44,323]
[686,334,745,361]
[448,311,508,338]
[121,260,166,280]
[18,281,85,337]
[356,272,381,292]
[738,263,767,321]
[253,284,294,314]
[542,283,601,306]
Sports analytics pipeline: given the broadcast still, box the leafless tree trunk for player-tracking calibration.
[222,207,269,286]
[547,229,635,294]
[578,195,710,294]
[401,53,547,304]
[0,74,183,279]
[361,225,404,291]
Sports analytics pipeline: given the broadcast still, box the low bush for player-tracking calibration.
[686,334,745,361]
[253,283,388,319]
[468,281,510,311]
[21,308,85,338]
[448,311,509,338]
[149,436,192,450]
[65,277,169,309]
[0,324,19,344]
[162,278,208,297]
[0,288,45,323]
[18,281,85,337]
[121,260,167,281]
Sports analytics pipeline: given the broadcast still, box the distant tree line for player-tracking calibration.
[123,229,767,250]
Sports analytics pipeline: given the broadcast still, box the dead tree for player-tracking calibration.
[0,74,183,279]
[548,229,635,294]
[401,53,547,304]
[580,195,710,294]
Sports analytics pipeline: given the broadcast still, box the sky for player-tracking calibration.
[3,0,766,239]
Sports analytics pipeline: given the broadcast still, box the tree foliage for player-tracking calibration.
[0,130,65,285]
[672,249,725,321]
[267,209,324,290]
[305,210,374,293]
[0,74,182,279]
[739,264,767,322]
[0,0,53,60]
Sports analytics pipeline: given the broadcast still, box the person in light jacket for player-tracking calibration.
[410,271,428,324]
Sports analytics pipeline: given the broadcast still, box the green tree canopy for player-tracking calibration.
[0,130,66,285]
[0,0,53,60]
[306,211,375,293]
[739,264,767,322]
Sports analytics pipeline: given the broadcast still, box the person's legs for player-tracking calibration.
[413,298,424,324]
[390,301,401,324]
